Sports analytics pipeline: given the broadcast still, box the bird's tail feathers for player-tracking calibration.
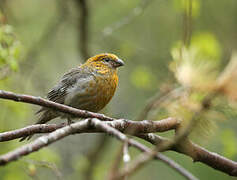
[19,110,58,141]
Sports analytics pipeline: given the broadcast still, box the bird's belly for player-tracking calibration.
[65,77,117,112]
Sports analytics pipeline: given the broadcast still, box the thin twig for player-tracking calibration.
[102,0,153,37]
[122,141,130,180]
[183,0,192,47]
[24,159,63,180]
[123,141,130,164]
[24,0,68,63]
[83,135,109,180]
[75,0,90,60]
[107,144,124,180]
[136,87,183,121]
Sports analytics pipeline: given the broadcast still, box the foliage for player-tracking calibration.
[0,23,22,73]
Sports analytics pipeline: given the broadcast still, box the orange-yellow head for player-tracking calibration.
[84,53,124,71]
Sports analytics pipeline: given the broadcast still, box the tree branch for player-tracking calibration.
[1,120,236,176]
[139,133,237,176]
[0,90,236,177]
[0,90,114,121]
[0,118,178,142]
[102,0,153,37]
[89,118,198,180]
[75,0,90,60]
[0,123,66,141]
[0,118,197,180]
[0,120,89,165]
[136,87,183,121]
[115,93,215,179]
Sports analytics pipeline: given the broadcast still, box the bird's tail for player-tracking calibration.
[19,110,58,141]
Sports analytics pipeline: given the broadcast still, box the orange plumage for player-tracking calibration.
[20,53,124,141]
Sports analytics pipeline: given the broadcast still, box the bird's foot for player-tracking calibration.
[67,118,74,125]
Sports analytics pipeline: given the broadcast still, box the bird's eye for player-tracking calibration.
[104,58,110,62]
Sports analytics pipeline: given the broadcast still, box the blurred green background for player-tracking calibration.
[0,0,237,179]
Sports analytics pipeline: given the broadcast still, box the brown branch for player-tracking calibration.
[115,94,215,179]
[108,144,124,180]
[24,0,68,63]
[0,0,7,23]
[139,133,237,177]
[0,120,89,165]
[83,135,109,180]
[183,0,192,47]
[90,119,198,180]
[0,118,178,142]
[0,90,114,121]
[75,0,90,60]
[0,90,236,177]
[0,123,66,141]
[0,118,196,180]
[1,120,236,177]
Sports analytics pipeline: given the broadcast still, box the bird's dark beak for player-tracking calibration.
[115,58,124,68]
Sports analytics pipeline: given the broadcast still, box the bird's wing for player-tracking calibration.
[37,67,93,113]
[48,67,92,103]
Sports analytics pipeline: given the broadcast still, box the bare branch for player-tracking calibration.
[89,119,198,180]
[75,0,90,60]
[183,0,192,46]
[0,120,89,165]
[1,120,235,177]
[25,0,68,62]
[136,87,183,121]
[116,94,215,179]
[0,118,179,142]
[0,123,66,142]
[24,159,63,180]
[0,90,114,121]
[108,144,124,180]
[123,141,130,164]
[0,90,236,177]
[102,0,153,37]
[83,135,109,180]
[0,118,196,180]
[139,133,237,177]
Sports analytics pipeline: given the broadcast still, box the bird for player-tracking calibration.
[20,53,124,141]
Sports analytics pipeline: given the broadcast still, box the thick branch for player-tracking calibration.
[139,133,237,176]
[0,120,89,165]
[0,118,178,142]
[116,94,215,178]
[0,90,113,121]
[0,119,196,180]
[0,90,236,177]
[1,120,236,176]
[89,119,198,180]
